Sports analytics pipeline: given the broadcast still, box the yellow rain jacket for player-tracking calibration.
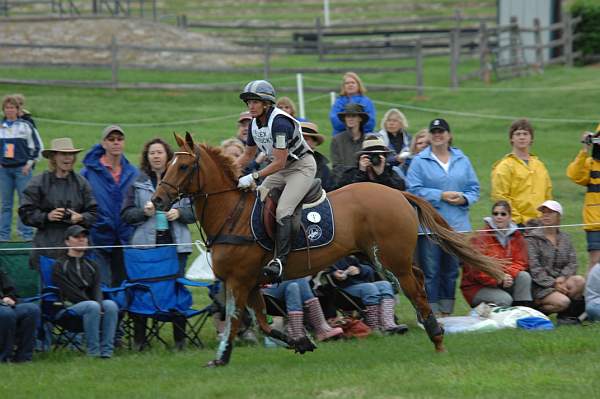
[491,153,552,225]
[566,150,600,231]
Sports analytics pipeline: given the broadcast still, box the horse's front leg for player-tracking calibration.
[206,284,248,367]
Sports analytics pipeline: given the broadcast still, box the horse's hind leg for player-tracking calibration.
[400,265,445,352]
[375,242,445,352]
[206,280,250,367]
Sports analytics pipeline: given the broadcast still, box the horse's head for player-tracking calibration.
[152,132,201,211]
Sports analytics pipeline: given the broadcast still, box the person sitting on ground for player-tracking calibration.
[300,121,333,191]
[329,72,375,135]
[526,200,586,319]
[335,135,405,191]
[585,262,600,321]
[460,200,532,308]
[377,108,412,166]
[262,277,343,342]
[330,103,372,187]
[491,118,552,226]
[329,256,408,334]
[0,267,40,363]
[52,225,119,358]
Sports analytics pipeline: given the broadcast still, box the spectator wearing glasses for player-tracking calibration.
[461,200,532,308]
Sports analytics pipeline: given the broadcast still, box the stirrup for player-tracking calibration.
[262,258,283,281]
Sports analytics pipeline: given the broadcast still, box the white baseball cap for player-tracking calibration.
[537,200,563,216]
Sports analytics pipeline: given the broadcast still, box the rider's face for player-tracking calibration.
[246,100,268,118]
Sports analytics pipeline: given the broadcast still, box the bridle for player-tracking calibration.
[157,148,252,248]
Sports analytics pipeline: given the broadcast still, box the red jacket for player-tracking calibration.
[460,223,529,305]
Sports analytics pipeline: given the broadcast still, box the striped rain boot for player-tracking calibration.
[379,298,408,334]
[364,304,381,331]
[305,298,343,341]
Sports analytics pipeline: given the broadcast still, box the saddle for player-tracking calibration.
[263,178,325,240]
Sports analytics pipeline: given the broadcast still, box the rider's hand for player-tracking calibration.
[238,174,255,189]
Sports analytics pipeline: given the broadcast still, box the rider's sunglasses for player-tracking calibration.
[492,212,508,217]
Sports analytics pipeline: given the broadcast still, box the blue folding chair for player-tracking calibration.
[122,246,213,349]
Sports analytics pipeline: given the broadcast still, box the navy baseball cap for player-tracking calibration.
[429,118,450,132]
[64,225,89,240]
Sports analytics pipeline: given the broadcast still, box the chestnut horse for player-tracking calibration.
[153,133,503,367]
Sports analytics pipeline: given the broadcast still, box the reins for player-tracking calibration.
[158,148,254,249]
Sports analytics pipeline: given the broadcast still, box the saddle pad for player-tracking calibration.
[250,196,335,251]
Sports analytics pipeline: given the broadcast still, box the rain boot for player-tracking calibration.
[379,298,408,334]
[305,298,343,341]
[263,216,293,283]
[364,304,380,331]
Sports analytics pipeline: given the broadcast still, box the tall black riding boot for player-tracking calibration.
[262,215,293,282]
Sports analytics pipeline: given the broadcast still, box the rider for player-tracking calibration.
[235,80,316,282]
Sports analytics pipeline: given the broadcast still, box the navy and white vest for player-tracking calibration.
[250,107,311,162]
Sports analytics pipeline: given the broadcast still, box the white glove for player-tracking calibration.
[238,174,255,189]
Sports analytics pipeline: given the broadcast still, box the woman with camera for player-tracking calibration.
[335,135,405,190]
[567,124,600,271]
[19,138,97,269]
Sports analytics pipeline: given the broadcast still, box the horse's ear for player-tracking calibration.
[174,133,185,148]
[185,132,195,149]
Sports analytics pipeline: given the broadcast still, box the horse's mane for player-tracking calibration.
[199,143,241,183]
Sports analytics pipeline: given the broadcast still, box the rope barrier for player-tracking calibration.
[0,222,597,252]
[301,75,600,92]
[372,99,598,124]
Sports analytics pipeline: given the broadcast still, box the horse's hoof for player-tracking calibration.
[205,359,227,368]
[291,336,316,354]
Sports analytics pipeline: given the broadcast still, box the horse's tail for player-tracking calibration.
[402,191,505,281]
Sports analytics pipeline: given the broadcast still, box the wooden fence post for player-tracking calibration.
[152,0,157,21]
[564,13,573,67]
[509,16,519,77]
[533,18,544,73]
[415,39,424,96]
[479,21,491,83]
[110,35,119,90]
[316,17,323,62]
[263,38,271,80]
[449,28,459,89]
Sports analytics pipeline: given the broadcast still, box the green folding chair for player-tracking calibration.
[0,241,39,298]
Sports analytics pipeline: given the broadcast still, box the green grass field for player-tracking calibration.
[1,28,600,398]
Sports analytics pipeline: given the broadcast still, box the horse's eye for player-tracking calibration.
[179,164,188,171]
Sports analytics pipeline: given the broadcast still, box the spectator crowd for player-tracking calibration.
[1,72,599,363]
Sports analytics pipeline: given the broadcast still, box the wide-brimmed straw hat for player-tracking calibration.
[357,136,392,154]
[41,138,82,159]
[300,121,325,146]
[337,103,369,125]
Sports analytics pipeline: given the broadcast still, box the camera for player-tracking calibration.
[582,132,600,145]
[368,153,383,167]
[398,151,411,161]
[61,201,72,222]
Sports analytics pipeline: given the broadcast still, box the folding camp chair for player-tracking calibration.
[0,241,39,298]
[122,246,213,350]
[315,273,367,320]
